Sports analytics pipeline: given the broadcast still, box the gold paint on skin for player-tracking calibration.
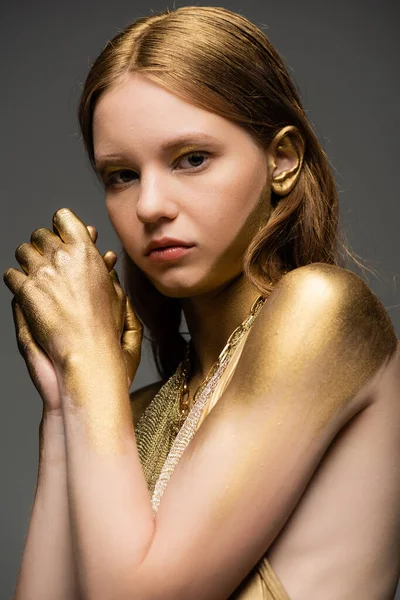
[3,207,141,458]
[232,264,397,422]
[202,263,398,522]
[270,126,305,197]
[60,351,134,457]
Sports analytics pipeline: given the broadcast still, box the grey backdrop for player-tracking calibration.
[1,0,399,597]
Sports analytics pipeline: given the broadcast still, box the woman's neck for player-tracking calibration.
[180,274,262,381]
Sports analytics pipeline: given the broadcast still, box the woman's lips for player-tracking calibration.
[145,236,193,255]
[147,245,194,262]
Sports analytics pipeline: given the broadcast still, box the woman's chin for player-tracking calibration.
[145,265,245,299]
[147,274,218,299]
[150,280,199,299]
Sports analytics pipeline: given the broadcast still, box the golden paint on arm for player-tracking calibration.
[134,263,398,599]
[58,346,134,456]
[208,262,399,518]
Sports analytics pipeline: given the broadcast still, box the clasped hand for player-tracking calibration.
[3,208,142,398]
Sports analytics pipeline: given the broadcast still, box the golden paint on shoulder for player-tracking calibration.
[137,264,398,599]
[231,262,398,430]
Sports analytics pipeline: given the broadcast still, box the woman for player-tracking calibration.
[4,6,399,599]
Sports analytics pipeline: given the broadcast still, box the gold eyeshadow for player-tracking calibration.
[103,165,129,177]
[170,144,203,164]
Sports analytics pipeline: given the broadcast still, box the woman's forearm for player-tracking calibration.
[59,351,155,600]
[14,409,81,600]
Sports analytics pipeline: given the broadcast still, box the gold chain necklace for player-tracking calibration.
[177,294,266,430]
[134,292,268,507]
[150,293,267,513]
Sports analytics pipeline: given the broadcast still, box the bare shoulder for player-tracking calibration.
[275,262,397,325]
[238,262,398,411]
[267,262,397,347]
[129,380,164,427]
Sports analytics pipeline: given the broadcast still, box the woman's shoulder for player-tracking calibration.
[238,262,398,407]
[267,262,397,348]
[275,261,384,299]
[129,380,164,427]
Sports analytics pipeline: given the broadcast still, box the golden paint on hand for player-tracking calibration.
[4,208,142,372]
[4,208,143,453]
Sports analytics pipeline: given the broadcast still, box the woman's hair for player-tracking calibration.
[78,5,363,381]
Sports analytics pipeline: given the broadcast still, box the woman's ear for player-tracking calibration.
[268,126,305,197]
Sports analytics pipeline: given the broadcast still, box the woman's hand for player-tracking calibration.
[9,230,115,415]
[4,212,142,413]
[4,208,139,364]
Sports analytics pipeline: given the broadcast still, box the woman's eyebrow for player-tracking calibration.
[94,132,220,174]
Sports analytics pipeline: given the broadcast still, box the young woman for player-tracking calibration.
[4,6,399,600]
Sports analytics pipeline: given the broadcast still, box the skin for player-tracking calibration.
[11,228,124,414]
[93,72,304,380]
[4,72,399,600]
[6,229,139,600]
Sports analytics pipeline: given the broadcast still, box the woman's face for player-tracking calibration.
[92,72,273,298]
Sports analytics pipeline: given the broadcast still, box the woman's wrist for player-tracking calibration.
[54,344,130,411]
[38,408,67,466]
[48,330,122,372]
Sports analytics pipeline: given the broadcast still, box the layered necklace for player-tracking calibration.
[134,293,267,513]
[177,294,267,430]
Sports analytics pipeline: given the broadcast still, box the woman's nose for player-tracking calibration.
[136,176,179,224]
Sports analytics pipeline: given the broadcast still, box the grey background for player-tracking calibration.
[1,0,399,597]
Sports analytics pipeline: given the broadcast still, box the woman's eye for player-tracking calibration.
[105,170,137,187]
[104,152,210,188]
[176,151,209,170]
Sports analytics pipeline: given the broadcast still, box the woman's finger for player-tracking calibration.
[109,269,125,301]
[108,269,127,340]
[3,267,27,297]
[86,225,98,243]
[86,226,116,271]
[30,227,61,255]
[11,298,41,362]
[52,208,92,244]
[15,242,45,275]
[121,296,142,386]
[11,298,61,408]
[103,250,118,272]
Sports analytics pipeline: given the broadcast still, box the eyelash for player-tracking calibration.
[104,151,211,188]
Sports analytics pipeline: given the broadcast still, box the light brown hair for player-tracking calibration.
[78,6,361,380]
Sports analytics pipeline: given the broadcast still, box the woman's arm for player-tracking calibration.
[3,210,145,600]
[9,223,126,600]
[14,409,81,600]
[13,379,161,600]
[57,349,154,600]
[57,263,399,600]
